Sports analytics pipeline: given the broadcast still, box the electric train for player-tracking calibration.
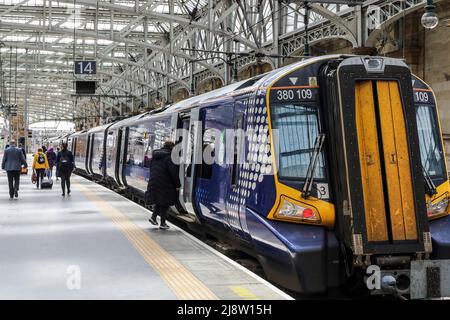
[54,55,450,297]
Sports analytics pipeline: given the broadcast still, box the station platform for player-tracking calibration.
[0,160,291,300]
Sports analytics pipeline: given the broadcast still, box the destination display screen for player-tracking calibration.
[413,89,435,105]
[269,76,320,103]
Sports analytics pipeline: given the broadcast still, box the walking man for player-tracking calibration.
[2,140,27,199]
[56,142,74,197]
[146,140,180,230]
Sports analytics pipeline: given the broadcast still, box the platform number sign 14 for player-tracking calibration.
[74,60,96,75]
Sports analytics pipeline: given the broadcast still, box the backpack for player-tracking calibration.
[60,153,72,171]
[37,153,45,164]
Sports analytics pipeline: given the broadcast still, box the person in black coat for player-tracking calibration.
[56,142,74,197]
[146,140,180,230]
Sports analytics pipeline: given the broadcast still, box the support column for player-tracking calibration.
[189,33,196,96]
[24,49,29,152]
[272,0,280,68]
[224,0,232,85]
[352,5,377,56]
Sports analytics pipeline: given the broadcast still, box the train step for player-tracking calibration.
[175,214,196,223]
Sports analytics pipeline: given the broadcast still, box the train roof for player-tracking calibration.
[108,113,148,130]
[70,130,88,137]
[165,80,250,113]
[47,132,72,141]
[85,54,393,132]
[87,122,115,134]
[62,132,72,137]
[68,55,434,139]
[412,74,432,90]
[161,54,345,115]
[84,55,347,131]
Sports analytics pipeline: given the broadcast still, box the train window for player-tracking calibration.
[143,134,155,168]
[270,104,325,180]
[126,127,146,167]
[416,105,445,179]
[232,114,244,186]
[143,120,173,168]
[92,133,105,171]
[126,120,173,168]
[76,136,87,159]
[199,128,217,179]
[106,131,115,165]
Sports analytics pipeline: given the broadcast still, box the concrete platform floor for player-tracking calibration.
[0,160,291,300]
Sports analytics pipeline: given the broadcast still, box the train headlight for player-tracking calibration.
[363,57,385,73]
[276,197,321,223]
[427,195,449,218]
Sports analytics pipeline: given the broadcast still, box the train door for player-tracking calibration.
[114,129,123,186]
[194,104,234,226]
[321,57,430,261]
[355,80,418,242]
[118,127,129,186]
[87,133,94,174]
[178,108,202,214]
[72,137,76,155]
[225,100,248,235]
[85,134,92,174]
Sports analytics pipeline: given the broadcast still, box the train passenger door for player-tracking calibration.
[194,104,234,226]
[225,100,248,235]
[178,108,202,214]
[118,127,128,186]
[322,58,429,258]
[112,129,123,186]
[86,134,92,174]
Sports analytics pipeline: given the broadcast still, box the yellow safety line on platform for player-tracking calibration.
[230,286,259,300]
[75,183,218,300]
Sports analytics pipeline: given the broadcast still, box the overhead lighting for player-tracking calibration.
[421,0,439,29]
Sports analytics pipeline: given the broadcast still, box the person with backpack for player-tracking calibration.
[32,148,49,189]
[56,142,74,197]
[46,147,57,179]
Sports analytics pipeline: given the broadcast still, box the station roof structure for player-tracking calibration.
[0,0,436,127]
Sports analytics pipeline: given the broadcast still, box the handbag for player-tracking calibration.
[31,172,37,184]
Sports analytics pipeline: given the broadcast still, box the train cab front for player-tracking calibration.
[321,56,450,298]
[263,55,450,298]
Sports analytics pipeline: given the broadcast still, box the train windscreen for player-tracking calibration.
[270,103,326,181]
[416,104,446,181]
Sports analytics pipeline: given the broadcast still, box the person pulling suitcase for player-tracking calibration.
[32,148,49,189]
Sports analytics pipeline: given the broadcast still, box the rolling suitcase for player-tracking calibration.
[41,171,53,189]
[41,178,53,189]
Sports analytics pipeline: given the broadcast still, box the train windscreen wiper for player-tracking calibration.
[302,134,325,199]
[422,165,438,196]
